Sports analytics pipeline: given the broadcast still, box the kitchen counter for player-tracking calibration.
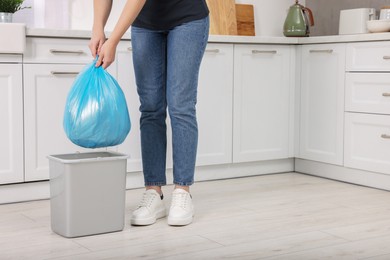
[26,27,390,44]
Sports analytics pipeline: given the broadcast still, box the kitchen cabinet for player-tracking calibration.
[23,37,114,181]
[344,42,390,175]
[344,113,390,175]
[23,64,88,181]
[233,44,291,163]
[0,62,24,184]
[346,41,390,72]
[345,73,390,115]
[115,42,234,170]
[196,43,234,166]
[299,44,345,166]
[114,42,143,172]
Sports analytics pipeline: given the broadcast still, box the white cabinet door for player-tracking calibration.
[0,64,24,184]
[114,43,143,172]
[299,44,346,165]
[196,44,233,166]
[24,64,106,181]
[233,45,291,163]
[345,112,390,174]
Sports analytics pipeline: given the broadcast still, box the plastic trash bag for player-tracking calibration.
[63,58,131,148]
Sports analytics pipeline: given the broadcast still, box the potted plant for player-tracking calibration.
[0,0,30,23]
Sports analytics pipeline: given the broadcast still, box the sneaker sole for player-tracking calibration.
[131,208,166,226]
[167,214,194,226]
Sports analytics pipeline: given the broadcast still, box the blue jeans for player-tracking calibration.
[131,17,209,187]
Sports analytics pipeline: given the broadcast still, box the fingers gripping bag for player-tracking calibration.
[63,58,131,148]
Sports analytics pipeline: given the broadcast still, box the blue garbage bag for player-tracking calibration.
[63,58,131,148]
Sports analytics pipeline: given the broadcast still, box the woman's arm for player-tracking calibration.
[89,0,113,58]
[95,0,146,69]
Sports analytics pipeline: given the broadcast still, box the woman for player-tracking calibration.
[89,0,209,226]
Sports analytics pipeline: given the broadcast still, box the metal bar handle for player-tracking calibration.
[309,49,333,53]
[50,49,85,55]
[51,71,80,76]
[381,134,390,139]
[252,50,277,54]
[383,93,390,97]
[383,56,390,60]
[205,49,220,53]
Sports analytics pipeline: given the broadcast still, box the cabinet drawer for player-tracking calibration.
[345,73,390,115]
[346,42,390,72]
[24,37,91,64]
[344,112,390,175]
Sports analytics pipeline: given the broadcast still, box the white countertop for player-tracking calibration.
[23,27,390,45]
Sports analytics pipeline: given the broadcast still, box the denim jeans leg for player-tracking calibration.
[131,26,168,187]
[166,17,210,186]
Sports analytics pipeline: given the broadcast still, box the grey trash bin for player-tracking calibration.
[47,151,129,238]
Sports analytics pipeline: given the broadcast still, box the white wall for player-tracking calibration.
[13,0,305,37]
[68,0,126,31]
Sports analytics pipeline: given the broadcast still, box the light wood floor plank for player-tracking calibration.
[263,234,390,260]
[0,172,389,260]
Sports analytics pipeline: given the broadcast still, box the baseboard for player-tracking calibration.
[0,158,294,204]
[295,158,390,191]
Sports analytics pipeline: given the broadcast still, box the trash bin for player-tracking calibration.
[47,151,129,238]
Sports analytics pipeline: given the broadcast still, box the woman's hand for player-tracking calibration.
[89,29,106,58]
[95,38,117,69]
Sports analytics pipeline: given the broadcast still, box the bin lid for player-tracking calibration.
[47,151,129,164]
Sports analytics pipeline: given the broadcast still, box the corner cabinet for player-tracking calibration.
[233,44,292,163]
[0,57,24,184]
[298,44,346,166]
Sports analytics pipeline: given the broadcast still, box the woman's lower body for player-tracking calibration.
[130,16,209,226]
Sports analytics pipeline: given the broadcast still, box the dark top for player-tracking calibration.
[132,0,209,30]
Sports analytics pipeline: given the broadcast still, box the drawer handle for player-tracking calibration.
[383,56,390,60]
[50,49,85,55]
[309,49,333,53]
[383,93,390,97]
[381,134,390,139]
[252,50,277,54]
[51,71,80,76]
[205,49,220,53]
[127,47,132,52]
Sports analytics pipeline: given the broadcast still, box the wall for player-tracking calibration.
[13,0,301,37]
[13,0,125,31]
[306,0,390,36]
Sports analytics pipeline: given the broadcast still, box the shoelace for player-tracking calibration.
[137,192,157,209]
[171,192,189,209]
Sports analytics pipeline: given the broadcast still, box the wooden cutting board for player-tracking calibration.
[206,0,238,35]
[235,4,255,36]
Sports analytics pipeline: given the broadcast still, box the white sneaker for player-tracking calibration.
[130,189,166,226]
[167,189,194,226]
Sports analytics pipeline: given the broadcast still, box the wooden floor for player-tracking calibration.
[2,172,390,259]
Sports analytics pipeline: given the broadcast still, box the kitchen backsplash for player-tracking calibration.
[306,0,390,36]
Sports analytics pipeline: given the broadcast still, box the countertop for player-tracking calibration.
[26,27,390,45]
